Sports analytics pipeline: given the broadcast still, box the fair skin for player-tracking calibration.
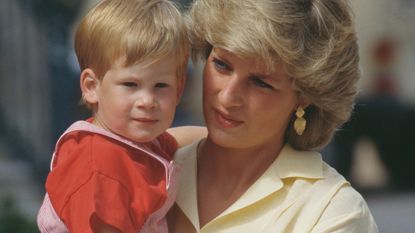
[81,55,184,143]
[195,48,299,227]
[167,126,207,147]
[80,55,184,232]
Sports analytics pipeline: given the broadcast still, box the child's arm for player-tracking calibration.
[167,126,207,147]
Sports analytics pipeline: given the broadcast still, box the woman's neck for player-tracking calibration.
[197,137,284,196]
[196,137,284,227]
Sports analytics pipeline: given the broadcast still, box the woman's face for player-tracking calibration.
[203,48,298,150]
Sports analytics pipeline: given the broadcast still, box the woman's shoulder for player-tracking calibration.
[308,163,378,232]
[289,160,369,215]
[310,162,360,202]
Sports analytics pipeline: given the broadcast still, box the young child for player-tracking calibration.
[37,0,189,232]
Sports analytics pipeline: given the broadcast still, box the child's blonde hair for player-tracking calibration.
[75,0,189,80]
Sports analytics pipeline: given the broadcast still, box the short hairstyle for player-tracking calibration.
[75,0,189,80]
[188,0,360,150]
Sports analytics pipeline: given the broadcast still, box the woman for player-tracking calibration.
[168,0,378,232]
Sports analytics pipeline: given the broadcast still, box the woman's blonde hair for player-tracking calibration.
[188,0,360,150]
[75,0,189,80]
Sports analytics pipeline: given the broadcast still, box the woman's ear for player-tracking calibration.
[296,93,311,110]
[80,68,99,105]
[299,99,311,109]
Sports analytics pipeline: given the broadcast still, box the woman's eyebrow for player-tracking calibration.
[212,53,233,66]
[254,72,292,86]
[249,73,267,79]
[249,72,278,81]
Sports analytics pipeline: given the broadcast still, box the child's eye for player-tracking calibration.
[251,76,274,89]
[123,82,137,87]
[212,58,230,71]
[155,83,169,88]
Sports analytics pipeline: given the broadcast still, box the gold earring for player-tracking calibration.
[294,106,306,136]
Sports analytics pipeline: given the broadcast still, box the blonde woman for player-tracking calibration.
[167,0,378,232]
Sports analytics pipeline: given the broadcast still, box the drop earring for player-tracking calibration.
[294,106,306,136]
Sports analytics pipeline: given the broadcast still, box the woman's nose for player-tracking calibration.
[218,76,243,108]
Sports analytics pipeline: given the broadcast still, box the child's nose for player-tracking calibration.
[136,91,157,109]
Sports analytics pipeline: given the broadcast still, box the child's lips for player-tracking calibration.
[133,118,158,124]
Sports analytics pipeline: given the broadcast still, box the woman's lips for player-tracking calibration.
[214,109,243,128]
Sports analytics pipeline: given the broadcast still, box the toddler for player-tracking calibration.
[37,0,189,232]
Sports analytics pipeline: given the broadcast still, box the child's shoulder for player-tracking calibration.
[58,130,127,154]
[55,129,141,171]
[54,131,150,183]
[154,131,178,158]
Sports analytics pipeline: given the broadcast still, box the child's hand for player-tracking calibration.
[168,126,207,147]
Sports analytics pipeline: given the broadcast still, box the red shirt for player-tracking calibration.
[45,125,177,233]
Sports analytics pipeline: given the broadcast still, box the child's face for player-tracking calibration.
[92,56,182,143]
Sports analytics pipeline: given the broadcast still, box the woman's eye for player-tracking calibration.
[252,76,273,89]
[212,58,230,71]
[123,82,137,87]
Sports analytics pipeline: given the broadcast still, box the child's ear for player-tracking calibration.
[176,75,186,106]
[80,68,99,105]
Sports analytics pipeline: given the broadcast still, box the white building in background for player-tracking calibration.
[352,0,415,104]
